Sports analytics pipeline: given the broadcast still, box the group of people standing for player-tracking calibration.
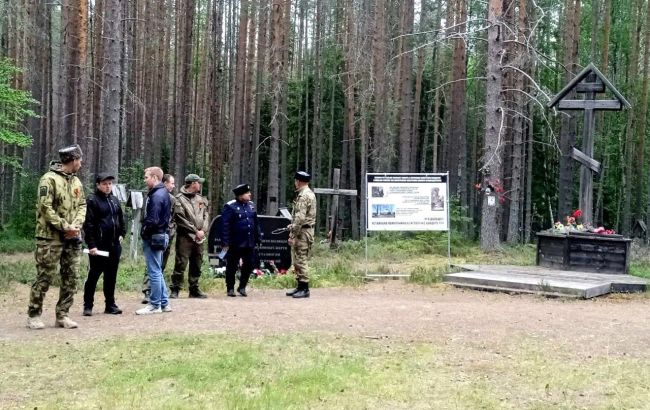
[26,144,317,329]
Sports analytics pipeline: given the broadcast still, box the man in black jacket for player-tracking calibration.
[82,173,126,316]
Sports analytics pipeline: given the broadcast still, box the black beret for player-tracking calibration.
[233,184,251,196]
[95,172,115,183]
[58,144,83,163]
[294,171,311,182]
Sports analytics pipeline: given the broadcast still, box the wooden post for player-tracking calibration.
[579,73,597,225]
[548,64,630,226]
[313,168,358,248]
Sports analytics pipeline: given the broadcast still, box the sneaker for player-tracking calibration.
[237,288,248,297]
[104,305,123,315]
[161,304,173,313]
[135,304,162,315]
[227,289,236,297]
[26,316,45,330]
[55,316,78,329]
[83,307,93,316]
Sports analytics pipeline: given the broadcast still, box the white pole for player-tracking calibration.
[446,172,451,269]
[364,172,369,277]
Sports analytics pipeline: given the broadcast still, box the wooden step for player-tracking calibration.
[444,271,612,298]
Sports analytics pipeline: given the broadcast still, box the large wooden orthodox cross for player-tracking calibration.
[548,63,631,226]
[313,168,358,247]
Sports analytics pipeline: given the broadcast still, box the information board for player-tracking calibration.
[366,173,449,231]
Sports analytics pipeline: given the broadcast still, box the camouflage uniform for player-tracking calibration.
[289,185,317,283]
[28,161,86,320]
[172,186,209,293]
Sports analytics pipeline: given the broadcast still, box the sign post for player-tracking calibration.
[365,173,451,278]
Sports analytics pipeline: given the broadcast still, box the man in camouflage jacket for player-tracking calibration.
[27,145,87,329]
[285,170,317,299]
[171,173,210,298]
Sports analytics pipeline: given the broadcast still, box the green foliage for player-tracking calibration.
[118,160,145,189]
[0,58,37,169]
[4,173,39,238]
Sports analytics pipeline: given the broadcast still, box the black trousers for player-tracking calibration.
[225,247,255,291]
[83,244,122,309]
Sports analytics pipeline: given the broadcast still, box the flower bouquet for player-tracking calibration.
[551,209,616,235]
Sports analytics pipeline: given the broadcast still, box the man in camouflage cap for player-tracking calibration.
[171,173,209,298]
[27,144,87,329]
[285,170,317,298]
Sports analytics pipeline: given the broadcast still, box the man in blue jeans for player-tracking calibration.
[136,167,172,315]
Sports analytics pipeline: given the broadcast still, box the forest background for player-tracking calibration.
[1,0,649,251]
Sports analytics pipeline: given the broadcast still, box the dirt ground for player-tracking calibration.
[1,281,649,359]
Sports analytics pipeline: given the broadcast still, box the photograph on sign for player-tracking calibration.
[366,173,449,231]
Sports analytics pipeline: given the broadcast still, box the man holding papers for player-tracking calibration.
[82,173,126,316]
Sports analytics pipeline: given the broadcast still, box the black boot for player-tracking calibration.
[189,288,208,299]
[292,282,310,298]
[286,281,301,296]
[104,305,123,314]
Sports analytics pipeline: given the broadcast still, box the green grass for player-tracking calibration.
[1,334,649,409]
[630,261,650,279]
[0,235,34,253]
[0,235,554,294]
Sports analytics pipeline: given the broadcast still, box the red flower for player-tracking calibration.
[572,209,582,218]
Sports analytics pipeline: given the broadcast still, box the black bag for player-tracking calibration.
[150,233,168,250]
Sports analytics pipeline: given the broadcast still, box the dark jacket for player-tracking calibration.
[221,199,261,248]
[141,183,171,239]
[83,189,126,250]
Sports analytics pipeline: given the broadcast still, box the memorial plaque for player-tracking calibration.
[207,215,292,270]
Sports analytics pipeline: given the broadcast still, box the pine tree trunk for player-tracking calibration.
[253,3,269,202]
[637,1,650,224]
[58,0,88,149]
[371,0,391,172]
[397,0,414,172]
[480,0,504,251]
[99,0,121,178]
[174,0,194,180]
[506,0,528,243]
[267,0,289,215]
[622,0,641,234]
[232,0,249,186]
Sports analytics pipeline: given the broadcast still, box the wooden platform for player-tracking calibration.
[444,264,648,299]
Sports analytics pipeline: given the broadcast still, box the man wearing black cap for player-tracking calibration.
[27,144,86,329]
[81,173,126,316]
[220,184,261,297]
[171,173,210,298]
[285,171,317,298]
